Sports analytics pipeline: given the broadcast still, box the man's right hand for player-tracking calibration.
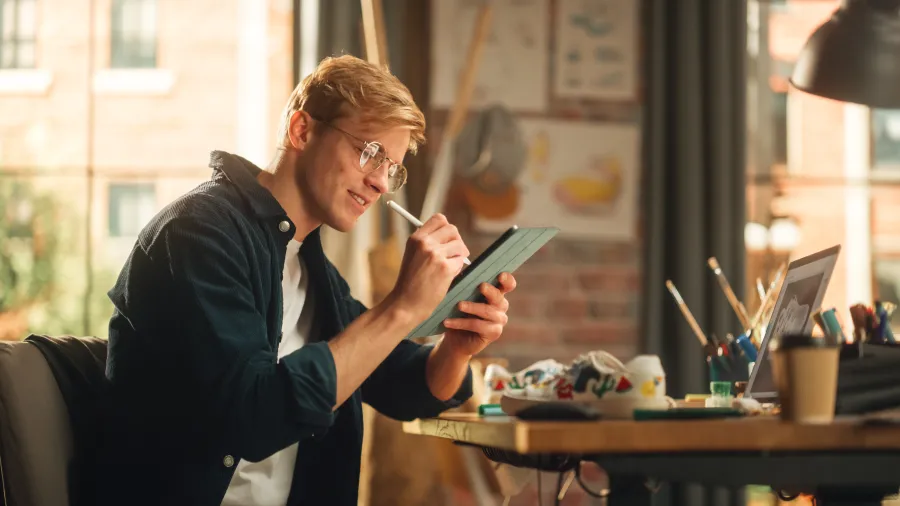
[388,213,469,322]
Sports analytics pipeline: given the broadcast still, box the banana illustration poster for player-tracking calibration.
[470,119,640,240]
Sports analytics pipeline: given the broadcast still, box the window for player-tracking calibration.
[0,0,36,69]
[873,109,900,168]
[108,183,156,237]
[874,260,900,328]
[772,92,787,165]
[110,0,156,68]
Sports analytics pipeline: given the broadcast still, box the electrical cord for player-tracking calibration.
[776,491,818,505]
[575,463,609,499]
[776,490,801,501]
[536,469,543,506]
[776,491,799,501]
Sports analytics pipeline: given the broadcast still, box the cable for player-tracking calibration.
[537,469,543,506]
[575,463,609,499]
[776,490,801,501]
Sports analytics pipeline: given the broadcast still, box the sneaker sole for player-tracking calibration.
[500,393,673,420]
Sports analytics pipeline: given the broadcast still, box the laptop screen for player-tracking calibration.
[745,245,841,400]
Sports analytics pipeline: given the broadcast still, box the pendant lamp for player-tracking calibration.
[790,0,900,108]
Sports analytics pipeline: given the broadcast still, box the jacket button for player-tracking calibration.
[278,220,290,233]
[223,455,235,467]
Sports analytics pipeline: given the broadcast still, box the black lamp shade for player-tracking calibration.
[790,0,900,109]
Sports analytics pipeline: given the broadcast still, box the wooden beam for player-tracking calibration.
[360,0,389,67]
[419,2,493,219]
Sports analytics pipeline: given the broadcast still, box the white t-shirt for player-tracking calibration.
[221,239,313,506]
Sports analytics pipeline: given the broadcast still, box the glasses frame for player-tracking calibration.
[311,117,407,193]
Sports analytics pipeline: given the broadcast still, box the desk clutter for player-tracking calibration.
[482,244,900,424]
[480,349,768,421]
[665,256,786,387]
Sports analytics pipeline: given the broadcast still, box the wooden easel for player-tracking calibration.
[363,1,494,307]
[358,2,500,506]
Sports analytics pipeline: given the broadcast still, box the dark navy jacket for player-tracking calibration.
[96,151,472,506]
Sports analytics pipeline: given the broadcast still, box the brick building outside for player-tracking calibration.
[0,0,293,336]
[747,0,900,330]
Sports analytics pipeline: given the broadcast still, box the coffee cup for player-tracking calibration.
[770,333,840,424]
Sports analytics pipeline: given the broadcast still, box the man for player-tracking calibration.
[96,55,516,506]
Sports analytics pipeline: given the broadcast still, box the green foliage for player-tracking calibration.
[0,179,61,313]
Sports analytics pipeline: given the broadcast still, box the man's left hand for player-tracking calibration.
[442,272,517,357]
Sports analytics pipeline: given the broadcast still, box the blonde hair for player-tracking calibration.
[278,55,426,154]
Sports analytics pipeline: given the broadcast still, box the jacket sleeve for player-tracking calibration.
[141,215,337,462]
[350,298,474,421]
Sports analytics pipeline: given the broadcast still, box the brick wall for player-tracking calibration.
[470,234,641,370]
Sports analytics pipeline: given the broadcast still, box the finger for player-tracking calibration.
[437,239,470,262]
[457,301,509,325]
[448,256,467,277]
[444,318,503,340]
[417,213,449,235]
[497,272,517,293]
[480,282,509,312]
[428,221,464,245]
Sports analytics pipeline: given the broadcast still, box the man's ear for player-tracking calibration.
[288,110,313,149]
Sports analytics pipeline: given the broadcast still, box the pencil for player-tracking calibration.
[665,280,709,347]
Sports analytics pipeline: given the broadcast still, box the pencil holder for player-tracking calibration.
[707,350,751,384]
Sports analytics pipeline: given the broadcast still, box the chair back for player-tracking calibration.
[0,336,108,506]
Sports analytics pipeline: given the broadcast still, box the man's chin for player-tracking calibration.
[326,215,359,233]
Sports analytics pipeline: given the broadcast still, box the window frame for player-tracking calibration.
[871,108,900,174]
[107,182,157,238]
[109,0,158,69]
[0,0,37,69]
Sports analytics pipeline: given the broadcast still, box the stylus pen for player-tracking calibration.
[385,200,472,266]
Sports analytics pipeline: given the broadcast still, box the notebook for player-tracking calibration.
[406,225,560,339]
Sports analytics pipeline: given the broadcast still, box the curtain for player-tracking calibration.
[641,0,748,505]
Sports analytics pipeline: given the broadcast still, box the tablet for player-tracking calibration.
[406,225,560,339]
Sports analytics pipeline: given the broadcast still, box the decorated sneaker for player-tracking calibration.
[498,351,673,419]
[482,359,566,405]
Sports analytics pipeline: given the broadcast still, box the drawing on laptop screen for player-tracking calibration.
[771,273,823,338]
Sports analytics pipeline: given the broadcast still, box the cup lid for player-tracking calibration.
[769,333,838,352]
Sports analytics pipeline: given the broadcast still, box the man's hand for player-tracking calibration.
[442,272,517,357]
[424,272,516,401]
[387,213,469,322]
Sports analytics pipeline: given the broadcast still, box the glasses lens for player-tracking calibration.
[386,164,407,193]
[359,142,385,172]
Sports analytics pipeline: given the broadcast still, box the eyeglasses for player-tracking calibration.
[313,118,407,193]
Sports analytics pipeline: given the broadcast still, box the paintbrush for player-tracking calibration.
[708,257,752,330]
[665,280,709,347]
[756,278,766,303]
[849,303,869,342]
[751,266,785,329]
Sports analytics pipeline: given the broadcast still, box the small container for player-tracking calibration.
[706,381,733,408]
[710,381,732,397]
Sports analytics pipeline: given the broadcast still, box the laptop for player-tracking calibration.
[745,244,842,401]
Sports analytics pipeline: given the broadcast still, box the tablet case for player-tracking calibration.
[406,225,560,339]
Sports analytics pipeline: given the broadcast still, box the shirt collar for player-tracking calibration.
[208,149,325,250]
[208,150,286,219]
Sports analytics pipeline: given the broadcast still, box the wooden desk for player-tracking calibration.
[403,413,900,505]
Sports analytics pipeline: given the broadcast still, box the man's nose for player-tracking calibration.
[363,162,389,195]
